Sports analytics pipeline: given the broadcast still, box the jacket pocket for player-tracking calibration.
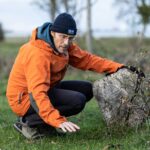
[18,92,24,104]
[17,90,28,104]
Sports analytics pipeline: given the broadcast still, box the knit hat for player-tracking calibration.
[50,13,77,36]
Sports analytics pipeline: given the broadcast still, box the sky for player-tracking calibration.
[0,0,139,37]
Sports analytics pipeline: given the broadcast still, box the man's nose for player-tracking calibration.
[64,38,70,45]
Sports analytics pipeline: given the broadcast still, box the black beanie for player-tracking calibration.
[50,13,77,36]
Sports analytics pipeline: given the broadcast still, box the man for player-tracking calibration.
[6,13,136,139]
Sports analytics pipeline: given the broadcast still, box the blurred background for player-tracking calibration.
[0,1,150,148]
[1,0,150,38]
[0,0,150,93]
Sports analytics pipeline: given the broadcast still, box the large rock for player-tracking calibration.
[93,68,150,127]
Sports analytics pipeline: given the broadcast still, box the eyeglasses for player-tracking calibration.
[58,33,76,42]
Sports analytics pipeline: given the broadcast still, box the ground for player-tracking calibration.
[0,37,150,150]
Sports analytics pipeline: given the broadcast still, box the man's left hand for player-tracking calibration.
[118,66,145,78]
[106,66,145,78]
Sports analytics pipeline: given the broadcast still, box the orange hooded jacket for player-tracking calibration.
[6,24,123,128]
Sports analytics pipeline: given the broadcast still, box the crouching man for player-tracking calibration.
[6,13,125,139]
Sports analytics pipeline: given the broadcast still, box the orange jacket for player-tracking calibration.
[6,29,123,128]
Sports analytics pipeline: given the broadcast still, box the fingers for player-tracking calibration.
[138,70,145,78]
[69,122,80,130]
[59,121,80,133]
[128,66,145,78]
[129,66,137,72]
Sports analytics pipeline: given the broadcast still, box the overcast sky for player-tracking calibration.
[0,0,133,37]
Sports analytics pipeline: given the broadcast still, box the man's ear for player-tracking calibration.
[51,31,55,37]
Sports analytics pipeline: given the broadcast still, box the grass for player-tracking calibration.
[0,37,150,150]
[0,93,150,150]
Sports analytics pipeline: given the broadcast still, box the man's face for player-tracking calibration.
[51,31,75,54]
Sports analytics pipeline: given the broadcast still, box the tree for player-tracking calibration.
[86,0,93,52]
[32,0,77,22]
[114,0,150,38]
[0,23,4,41]
[137,1,150,37]
[32,0,58,21]
[32,0,98,52]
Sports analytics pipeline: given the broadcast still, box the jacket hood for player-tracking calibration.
[37,22,58,53]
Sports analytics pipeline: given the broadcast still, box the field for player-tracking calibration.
[0,37,150,150]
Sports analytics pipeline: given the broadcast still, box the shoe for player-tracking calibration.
[13,118,45,140]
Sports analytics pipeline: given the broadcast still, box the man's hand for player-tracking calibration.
[58,121,80,133]
[122,66,145,78]
[127,66,145,77]
[106,66,145,78]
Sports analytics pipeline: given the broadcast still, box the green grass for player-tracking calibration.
[0,94,150,150]
[0,37,150,150]
[0,37,29,56]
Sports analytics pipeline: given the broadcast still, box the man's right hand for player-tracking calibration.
[58,121,80,133]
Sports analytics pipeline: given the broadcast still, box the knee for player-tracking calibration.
[73,93,86,112]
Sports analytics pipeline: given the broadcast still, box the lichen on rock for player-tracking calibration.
[93,68,150,127]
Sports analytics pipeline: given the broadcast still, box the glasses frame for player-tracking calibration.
[57,33,76,42]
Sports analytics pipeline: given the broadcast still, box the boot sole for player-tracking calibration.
[13,123,44,140]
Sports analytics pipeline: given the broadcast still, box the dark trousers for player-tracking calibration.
[24,80,93,126]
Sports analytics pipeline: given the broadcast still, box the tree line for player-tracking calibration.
[1,0,150,46]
